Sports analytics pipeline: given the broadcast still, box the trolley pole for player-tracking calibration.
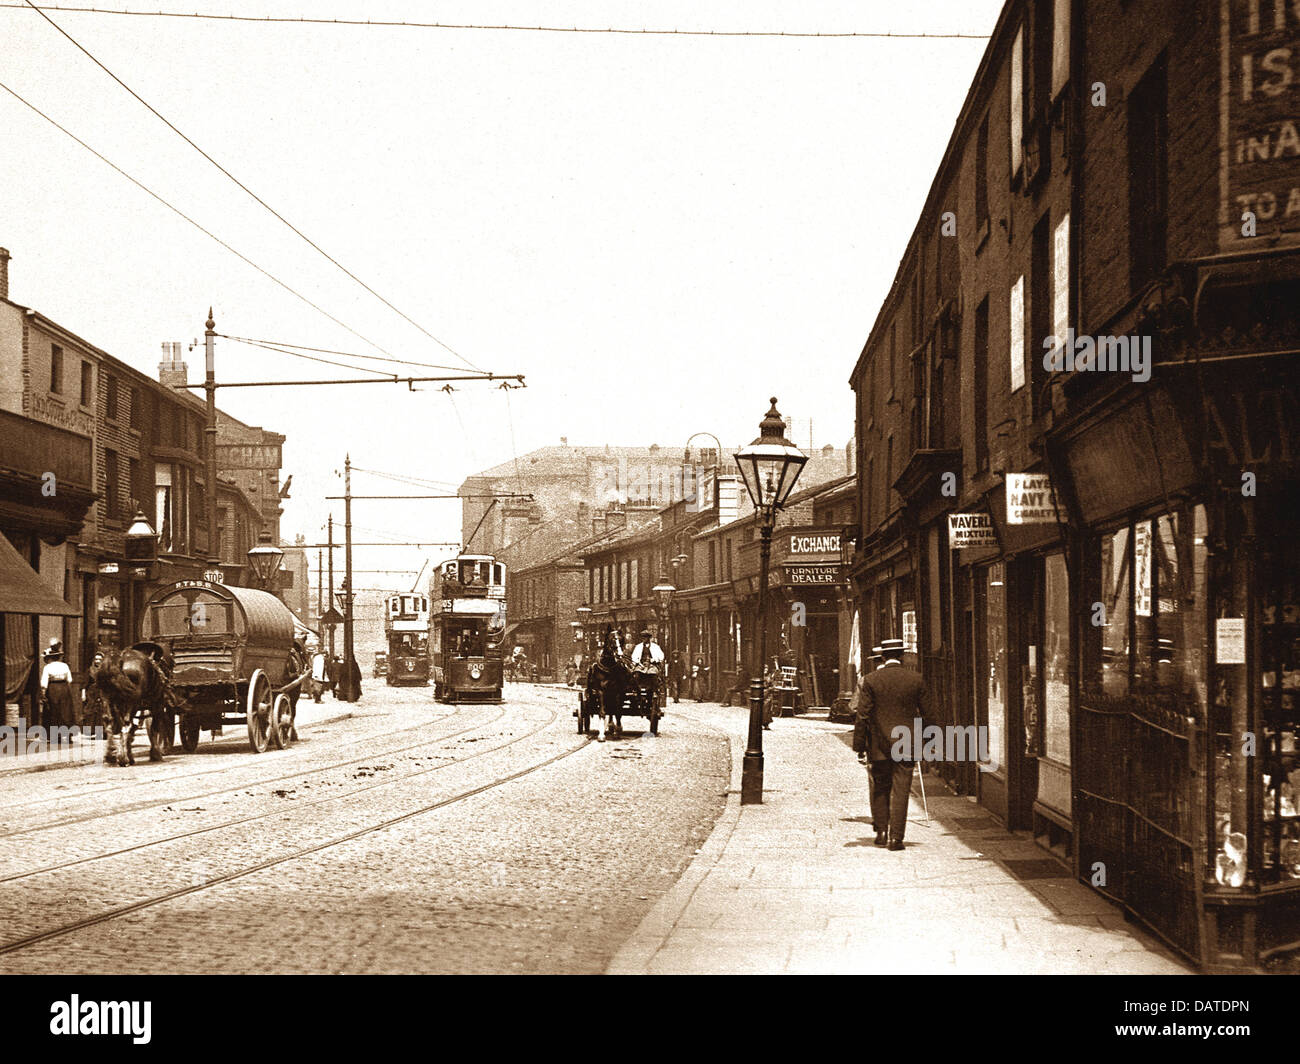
[204,309,220,567]
[342,456,357,702]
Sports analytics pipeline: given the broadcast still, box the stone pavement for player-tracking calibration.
[608,702,1191,975]
[0,697,354,778]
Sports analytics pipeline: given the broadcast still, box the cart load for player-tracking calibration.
[139,579,309,753]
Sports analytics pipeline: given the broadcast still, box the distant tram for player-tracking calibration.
[429,554,505,703]
[383,592,431,686]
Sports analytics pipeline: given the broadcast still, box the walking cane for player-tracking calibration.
[913,760,930,822]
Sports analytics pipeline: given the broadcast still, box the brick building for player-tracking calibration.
[847,0,1300,969]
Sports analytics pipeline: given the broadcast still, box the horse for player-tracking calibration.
[90,642,179,766]
[584,627,637,741]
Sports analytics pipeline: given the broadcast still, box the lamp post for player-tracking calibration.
[733,398,807,805]
[576,604,592,669]
[652,580,675,646]
[123,508,159,646]
[246,528,284,594]
[334,583,357,701]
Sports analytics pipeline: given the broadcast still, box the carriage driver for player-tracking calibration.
[630,630,665,669]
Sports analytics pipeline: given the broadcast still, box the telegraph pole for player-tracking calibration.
[204,309,220,567]
[327,515,336,658]
[342,456,357,702]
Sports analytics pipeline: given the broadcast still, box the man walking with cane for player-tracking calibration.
[852,638,925,851]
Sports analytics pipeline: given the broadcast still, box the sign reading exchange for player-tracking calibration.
[786,532,841,557]
[1007,473,1060,525]
[1220,0,1300,249]
[948,512,998,549]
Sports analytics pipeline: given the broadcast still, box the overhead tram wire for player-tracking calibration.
[218,336,468,374]
[224,336,398,378]
[20,0,488,375]
[4,7,993,37]
[0,78,397,360]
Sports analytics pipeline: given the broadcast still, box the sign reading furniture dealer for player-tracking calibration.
[785,564,840,585]
[1006,473,1060,525]
[1220,0,1300,248]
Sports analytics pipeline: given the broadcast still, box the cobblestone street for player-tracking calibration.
[0,683,728,974]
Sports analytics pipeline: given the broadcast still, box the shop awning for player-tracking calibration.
[0,533,78,616]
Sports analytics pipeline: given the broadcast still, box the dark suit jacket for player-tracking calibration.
[852,662,926,762]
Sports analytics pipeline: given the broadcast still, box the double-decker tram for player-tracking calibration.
[429,554,505,703]
[383,592,431,686]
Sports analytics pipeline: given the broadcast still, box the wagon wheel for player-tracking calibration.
[179,713,201,753]
[269,692,294,750]
[577,691,589,736]
[649,702,660,736]
[246,670,271,754]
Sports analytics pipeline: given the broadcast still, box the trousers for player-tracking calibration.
[869,759,914,842]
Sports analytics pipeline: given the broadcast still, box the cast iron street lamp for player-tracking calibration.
[576,603,592,665]
[123,509,159,645]
[734,398,807,804]
[652,579,675,648]
[246,529,284,593]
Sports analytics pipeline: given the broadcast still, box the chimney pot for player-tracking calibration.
[0,247,10,302]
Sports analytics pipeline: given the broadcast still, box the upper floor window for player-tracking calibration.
[1051,0,1071,102]
[974,296,990,471]
[105,375,119,421]
[975,113,990,233]
[1128,52,1168,292]
[50,345,64,394]
[1010,275,1026,392]
[888,323,897,399]
[80,361,92,406]
[1010,25,1025,178]
[130,387,141,430]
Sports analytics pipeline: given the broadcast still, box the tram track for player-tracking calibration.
[0,704,516,838]
[0,718,592,958]
[0,702,561,886]
[0,703,467,814]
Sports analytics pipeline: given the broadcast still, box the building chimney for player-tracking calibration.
[0,248,10,302]
[158,340,188,391]
[592,516,606,536]
[605,508,626,532]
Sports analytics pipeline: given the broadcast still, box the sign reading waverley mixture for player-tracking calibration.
[1220,1,1300,249]
[1006,473,1060,525]
[948,512,998,549]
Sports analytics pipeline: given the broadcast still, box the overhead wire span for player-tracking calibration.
[3,6,994,38]
[223,336,397,378]
[0,77,398,358]
[217,335,467,373]
[19,0,487,374]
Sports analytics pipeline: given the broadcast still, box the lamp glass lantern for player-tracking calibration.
[123,509,159,561]
[733,398,808,519]
[246,529,284,588]
[652,581,676,612]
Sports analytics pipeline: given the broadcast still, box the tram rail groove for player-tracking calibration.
[0,705,467,813]
[0,704,562,885]
[0,705,513,839]
[0,732,591,958]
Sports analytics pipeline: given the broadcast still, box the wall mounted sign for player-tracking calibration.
[1216,617,1246,664]
[1007,473,1060,525]
[785,564,840,585]
[948,512,998,548]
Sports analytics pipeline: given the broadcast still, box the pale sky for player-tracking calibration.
[1,0,1003,589]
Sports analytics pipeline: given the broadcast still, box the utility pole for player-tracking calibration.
[342,455,357,702]
[204,309,220,567]
[327,515,335,658]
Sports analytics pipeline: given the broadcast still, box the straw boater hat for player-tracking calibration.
[879,638,906,655]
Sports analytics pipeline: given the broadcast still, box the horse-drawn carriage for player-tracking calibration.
[576,629,664,741]
[138,579,310,754]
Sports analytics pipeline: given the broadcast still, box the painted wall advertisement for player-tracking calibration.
[1220,0,1300,249]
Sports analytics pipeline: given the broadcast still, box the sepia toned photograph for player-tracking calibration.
[0,0,1296,1019]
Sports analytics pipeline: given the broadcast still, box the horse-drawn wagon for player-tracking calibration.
[576,628,663,740]
[138,579,309,754]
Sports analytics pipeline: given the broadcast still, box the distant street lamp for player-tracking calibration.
[652,580,675,643]
[576,603,592,664]
[734,398,807,805]
[246,528,284,592]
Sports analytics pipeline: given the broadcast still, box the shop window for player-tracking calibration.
[985,563,1008,772]
[1043,552,1071,764]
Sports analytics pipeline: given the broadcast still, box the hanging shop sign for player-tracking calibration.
[948,512,998,548]
[1007,473,1060,525]
[902,609,918,653]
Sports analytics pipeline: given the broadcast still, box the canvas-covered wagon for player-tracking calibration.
[139,579,309,753]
